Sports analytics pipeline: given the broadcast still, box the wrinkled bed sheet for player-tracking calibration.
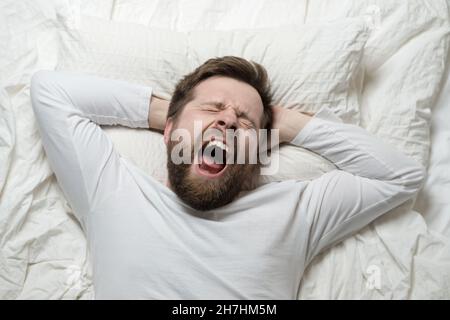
[0,0,450,299]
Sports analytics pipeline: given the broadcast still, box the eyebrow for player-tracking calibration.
[199,101,257,127]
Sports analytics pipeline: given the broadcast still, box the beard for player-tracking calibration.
[166,139,259,211]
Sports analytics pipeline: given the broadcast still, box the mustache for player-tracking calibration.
[166,140,260,211]
[168,124,273,165]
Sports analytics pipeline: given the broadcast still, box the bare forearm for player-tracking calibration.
[272,106,313,143]
[148,96,169,131]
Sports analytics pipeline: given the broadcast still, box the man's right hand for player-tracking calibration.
[148,95,170,131]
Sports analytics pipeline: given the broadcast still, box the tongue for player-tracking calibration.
[200,155,225,174]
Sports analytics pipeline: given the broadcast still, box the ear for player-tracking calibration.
[163,118,174,145]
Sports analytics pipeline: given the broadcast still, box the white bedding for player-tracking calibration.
[1,0,450,299]
[416,66,450,238]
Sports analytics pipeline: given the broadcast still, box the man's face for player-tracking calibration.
[164,76,265,211]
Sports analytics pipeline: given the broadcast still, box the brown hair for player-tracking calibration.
[167,56,274,129]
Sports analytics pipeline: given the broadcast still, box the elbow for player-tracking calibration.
[402,163,426,196]
[30,70,52,92]
[30,70,56,111]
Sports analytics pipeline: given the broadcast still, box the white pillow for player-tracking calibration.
[58,17,189,99]
[187,18,369,123]
[109,0,308,31]
[57,15,370,187]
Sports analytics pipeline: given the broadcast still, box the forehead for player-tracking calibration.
[191,76,264,116]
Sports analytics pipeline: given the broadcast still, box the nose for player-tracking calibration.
[214,108,238,131]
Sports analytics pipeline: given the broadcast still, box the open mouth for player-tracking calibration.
[195,139,229,177]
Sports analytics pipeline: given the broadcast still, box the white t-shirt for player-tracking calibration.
[30,70,425,299]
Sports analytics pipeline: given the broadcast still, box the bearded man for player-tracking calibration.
[30,56,424,299]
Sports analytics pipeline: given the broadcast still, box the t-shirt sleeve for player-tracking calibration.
[292,107,426,263]
[30,70,152,228]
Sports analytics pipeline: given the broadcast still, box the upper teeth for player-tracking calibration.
[206,140,229,152]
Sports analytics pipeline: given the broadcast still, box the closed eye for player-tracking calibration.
[200,103,256,129]
[239,118,254,129]
[202,106,220,112]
